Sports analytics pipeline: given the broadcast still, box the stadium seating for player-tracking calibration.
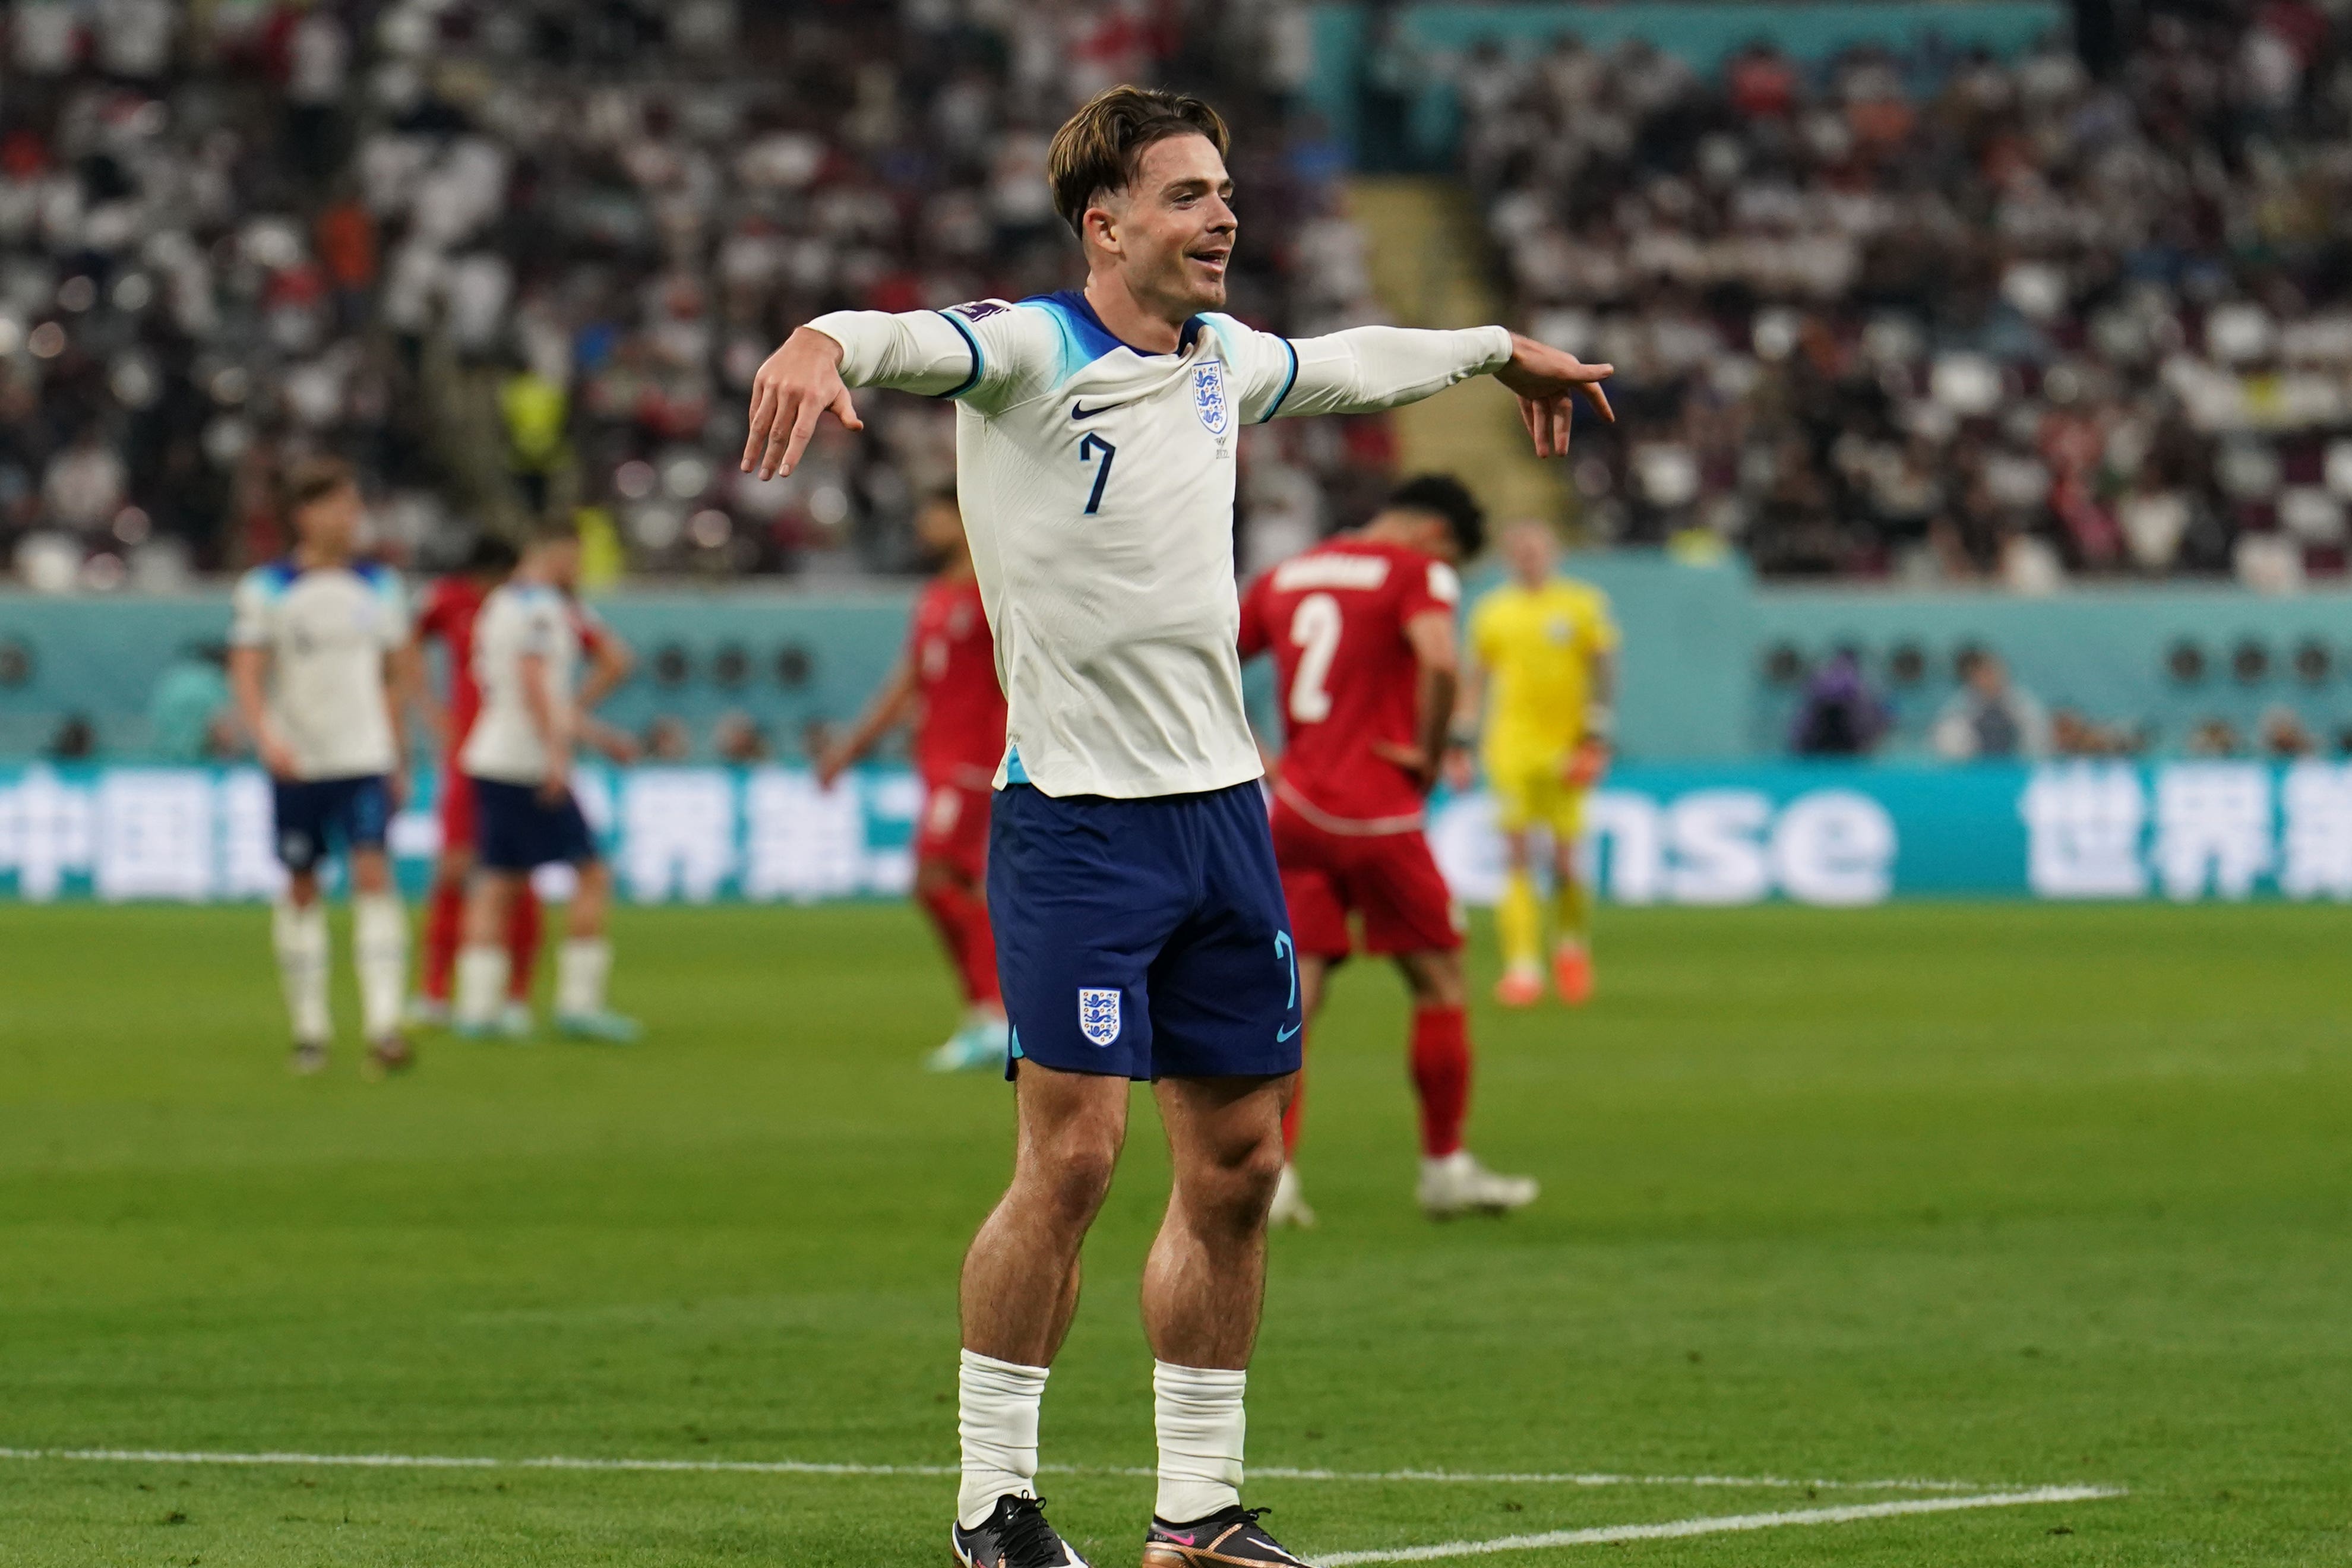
[1439,1,2352,586]
[0,1,1384,582]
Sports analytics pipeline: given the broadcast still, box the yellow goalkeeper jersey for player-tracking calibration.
[1468,576,1620,770]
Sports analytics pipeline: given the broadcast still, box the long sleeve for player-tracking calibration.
[805,299,1061,411]
[805,308,980,397]
[1272,324,1513,418]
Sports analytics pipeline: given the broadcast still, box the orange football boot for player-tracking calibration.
[1494,965,1545,1008]
[1553,945,1594,1006]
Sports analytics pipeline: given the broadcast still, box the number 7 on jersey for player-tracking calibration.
[1078,433,1116,515]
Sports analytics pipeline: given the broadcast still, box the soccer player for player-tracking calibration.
[1239,475,1538,1228]
[741,86,1611,1568]
[451,519,641,1043]
[1457,519,1620,1008]
[227,457,423,1077]
[412,535,635,1035]
[817,487,1011,1073]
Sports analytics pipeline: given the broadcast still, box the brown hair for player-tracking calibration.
[1047,85,1231,240]
[277,454,355,519]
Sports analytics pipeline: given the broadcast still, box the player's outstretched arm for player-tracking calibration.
[742,301,1049,481]
[1266,324,1611,459]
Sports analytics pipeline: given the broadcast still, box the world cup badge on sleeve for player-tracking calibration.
[1077,987,1123,1047]
[1191,362,1230,436]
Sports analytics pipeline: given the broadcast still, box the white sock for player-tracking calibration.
[454,944,509,1028]
[556,937,611,1016]
[271,899,331,1045]
[353,893,408,1040]
[1153,1360,1247,1525]
[957,1349,1048,1529]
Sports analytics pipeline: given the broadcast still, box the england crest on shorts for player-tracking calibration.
[1077,987,1122,1047]
[1191,361,1230,436]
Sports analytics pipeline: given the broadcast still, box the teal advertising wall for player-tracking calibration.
[7,566,2352,764]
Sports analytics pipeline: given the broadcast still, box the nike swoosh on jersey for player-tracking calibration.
[1277,1022,1302,1042]
[1069,401,1117,420]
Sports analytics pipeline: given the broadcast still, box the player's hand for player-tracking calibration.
[257,732,299,779]
[814,744,853,791]
[385,768,410,813]
[1563,738,1611,789]
[1369,739,1440,796]
[1496,333,1614,460]
[538,760,571,806]
[1442,745,1477,795]
[742,327,864,480]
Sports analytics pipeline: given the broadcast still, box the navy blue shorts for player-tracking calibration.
[273,774,392,874]
[988,781,1303,1083]
[472,776,599,871]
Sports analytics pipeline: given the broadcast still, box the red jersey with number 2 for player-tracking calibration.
[910,574,1007,787]
[1238,537,1460,829]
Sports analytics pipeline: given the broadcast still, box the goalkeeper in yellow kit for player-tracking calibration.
[1453,520,1618,1007]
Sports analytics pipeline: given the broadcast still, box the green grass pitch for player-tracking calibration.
[2,900,2347,1566]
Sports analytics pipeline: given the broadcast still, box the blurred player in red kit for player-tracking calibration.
[410,534,635,1035]
[1239,475,1539,1226]
[819,488,1010,1071]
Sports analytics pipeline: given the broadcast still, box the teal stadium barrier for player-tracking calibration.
[8,562,2352,765]
[4,760,2348,906]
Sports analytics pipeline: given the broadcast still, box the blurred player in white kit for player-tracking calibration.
[227,456,424,1077]
[451,517,641,1043]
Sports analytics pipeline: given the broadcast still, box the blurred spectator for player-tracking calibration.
[2187,717,2246,757]
[146,641,237,762]
[1933,649,2050,760]
[713,712,770,765]
[641,716,692,763]
[1788,648,1892,755]
[2051,708,2148,758]
[47,715,97,761]
[2260,705,2319,758]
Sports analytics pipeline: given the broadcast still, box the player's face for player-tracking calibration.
[913,499,966,561]
[536,538,582,590]
[1503,523,1554,584]
[1111,134,1235,314]
[296,482,363,557]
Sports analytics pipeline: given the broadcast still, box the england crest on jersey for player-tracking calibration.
[1077,987,1122,1047]
[1191,361,1230,436]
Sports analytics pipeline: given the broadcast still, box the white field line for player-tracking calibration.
[1317,1485,2129,1564]
[0,1446,1997,1492]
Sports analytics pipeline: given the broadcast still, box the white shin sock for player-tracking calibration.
[352,893,408,1040]
[454,944,510,1028]
[1153,1360,1247,1525]
[556,937,611,1017]
[271,899,331,1045]
[957,1349,1048,1529]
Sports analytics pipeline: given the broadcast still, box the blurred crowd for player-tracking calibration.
[1459,1,2352,583]
[0,0,1363,587]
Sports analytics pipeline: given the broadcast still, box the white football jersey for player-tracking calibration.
[812,292,1510,799]
[461,581,577,783]
[227,559,405,780]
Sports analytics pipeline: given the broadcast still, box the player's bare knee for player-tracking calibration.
[1025,1132,1119,1229]
[284,871,321,908]
[1180,1129,1284,1231]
